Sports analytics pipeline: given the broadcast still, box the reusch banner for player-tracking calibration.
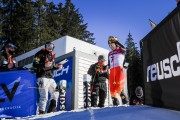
[142,6,180,110]
[54,56,73,111]
[0,70,37,118]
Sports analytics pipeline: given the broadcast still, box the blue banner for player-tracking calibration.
[54,56,73,111]
[0,70,37,118]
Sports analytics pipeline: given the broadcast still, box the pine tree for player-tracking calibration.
[125,32,143,104]
[0,0,35,55]
[34,0,53,47]
[45,2,62,40]
[1,0,95,56]
[1,0,16,42]
[59,0,95,44]
[12,0,35,54]
[0,1,2,43]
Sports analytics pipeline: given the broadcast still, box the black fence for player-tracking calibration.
[141,5,180,110]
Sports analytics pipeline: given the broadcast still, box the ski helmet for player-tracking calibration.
[108,36,120,48]
[45,42,55,51]
[108,36,125,49]
[135,86,143,98]
[108,36,118,45]
[5,43,16,55]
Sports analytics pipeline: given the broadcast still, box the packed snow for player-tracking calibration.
[7,105,180,120]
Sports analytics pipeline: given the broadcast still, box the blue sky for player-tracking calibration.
[47,0,176,50]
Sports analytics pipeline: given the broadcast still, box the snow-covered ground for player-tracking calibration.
[11,105,180,120]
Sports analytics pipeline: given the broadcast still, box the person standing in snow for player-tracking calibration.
[132,86,144,105]
[108,36,129,106]
[33,42,62,114]
[0,43,17,71]
[88,55,109,107]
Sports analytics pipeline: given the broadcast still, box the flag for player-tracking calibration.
[149,19,156,29]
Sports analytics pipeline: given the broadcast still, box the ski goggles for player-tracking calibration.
[6,43,17,49]
[136,93,143,98]
[109,43,116,48]
[46,43,54,51]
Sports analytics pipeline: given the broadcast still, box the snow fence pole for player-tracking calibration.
[83,74,91,108]
[59,80,67,111]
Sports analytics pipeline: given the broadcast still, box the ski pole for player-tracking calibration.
[28,86,58,91]
[90,72,97,94]
[112,55,116,85]
[28,86,48,90]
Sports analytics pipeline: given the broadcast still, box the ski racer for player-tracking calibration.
[108,36,129,106]
[33,42,62,114]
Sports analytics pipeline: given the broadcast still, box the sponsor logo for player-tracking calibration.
[0,106,21,111]
[0,82,20,103]
[147,42,180,82]
[54,65,70,77]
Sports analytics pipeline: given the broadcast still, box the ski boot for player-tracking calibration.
[112,97,120,106]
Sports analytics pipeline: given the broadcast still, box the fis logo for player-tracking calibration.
[147,42,180,82]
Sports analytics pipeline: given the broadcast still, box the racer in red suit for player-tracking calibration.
[108,36,129,106]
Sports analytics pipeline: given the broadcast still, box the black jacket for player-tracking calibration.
[88,63,109,83]
[33,48,59,78]
[0,52,17,71]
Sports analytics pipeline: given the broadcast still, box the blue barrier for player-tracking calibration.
[0,70,37,118]
[54,56,73,111]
